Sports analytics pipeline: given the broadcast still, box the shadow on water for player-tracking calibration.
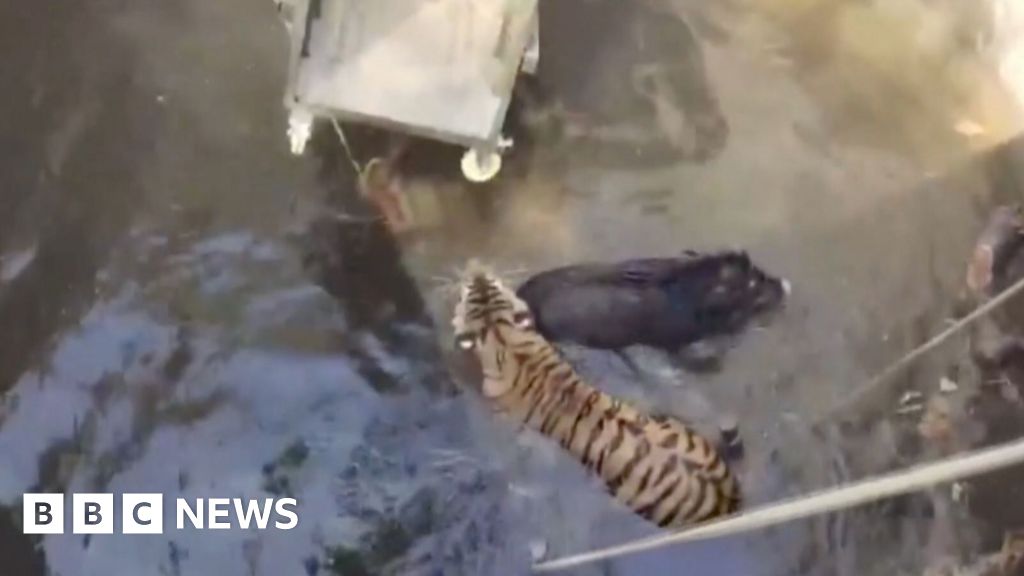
[526,0,730,168]
[0,0,157,398]
[0,503,46,575]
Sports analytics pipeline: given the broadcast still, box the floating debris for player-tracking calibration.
[939,377,959,394]
[926,531,1024,575]
[918,397,953,445]
[898,390,926,414]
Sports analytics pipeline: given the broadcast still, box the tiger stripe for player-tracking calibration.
[453,267,741,529]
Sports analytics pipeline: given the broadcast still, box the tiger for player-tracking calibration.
[451,262,742,528]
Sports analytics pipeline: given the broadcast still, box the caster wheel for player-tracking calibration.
[287,108,313,155]
[461,148,502,183]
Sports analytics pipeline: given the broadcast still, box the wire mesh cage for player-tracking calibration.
[276,0,539,181]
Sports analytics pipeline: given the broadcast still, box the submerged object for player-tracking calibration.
[515,251,789,359]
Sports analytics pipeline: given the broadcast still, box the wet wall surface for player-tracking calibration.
[4,0,1024,575]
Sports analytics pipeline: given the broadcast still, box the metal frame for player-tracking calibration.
[276,0,539,180]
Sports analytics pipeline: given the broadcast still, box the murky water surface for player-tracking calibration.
[4,0,1024,574]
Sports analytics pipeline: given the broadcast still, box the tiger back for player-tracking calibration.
[452,263,741,528]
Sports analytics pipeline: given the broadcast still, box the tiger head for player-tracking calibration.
[452,261,538,396]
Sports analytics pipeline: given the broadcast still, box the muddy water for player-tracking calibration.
[2,0,1024,574]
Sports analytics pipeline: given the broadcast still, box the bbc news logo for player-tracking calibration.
[23,494,298,534]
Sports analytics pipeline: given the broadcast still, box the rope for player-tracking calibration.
[534,436,1024,572]
[534,274,1024,572]
[330,117,364,176]
[819,272,1024,423]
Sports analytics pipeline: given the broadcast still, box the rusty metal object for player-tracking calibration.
[967,205,1024,299]
[359,157,414,234]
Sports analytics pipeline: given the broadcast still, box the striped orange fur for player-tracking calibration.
[452,263,741,528]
